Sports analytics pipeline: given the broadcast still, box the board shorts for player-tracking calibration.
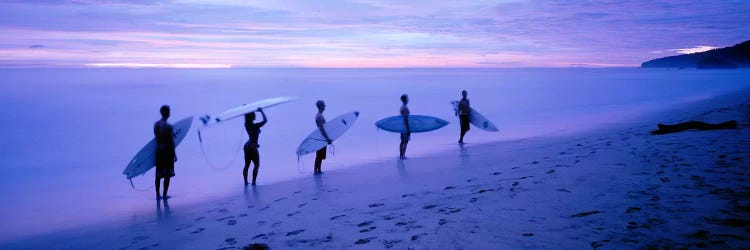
[315,146,327,160]
[244,142,260,164]
[155,146,175,179]
[400,133,410,141]
[459,115,470,132]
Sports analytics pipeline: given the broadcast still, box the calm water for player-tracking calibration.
[1,68,749,241]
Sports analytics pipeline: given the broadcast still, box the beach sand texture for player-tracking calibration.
[4,92,750,249]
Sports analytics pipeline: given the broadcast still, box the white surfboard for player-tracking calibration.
[451,100,499,132]
[296,111,359,156]
[375,115,449,133]
[200,96,296,127]
[123,116,193,180]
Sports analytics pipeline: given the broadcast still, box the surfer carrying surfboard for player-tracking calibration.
[400,94,411,160]
[244,108,267,185]
[314,100,333,174]
[154,105,177,200]
[457,90,471,144]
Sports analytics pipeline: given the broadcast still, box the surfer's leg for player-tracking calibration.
[314,157,321,173]
[251,151,260,185]
[155,177,161,199]
[163,177,170,198]
[243,149,251,185]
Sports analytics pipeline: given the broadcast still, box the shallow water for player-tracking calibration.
[1,67,749,241]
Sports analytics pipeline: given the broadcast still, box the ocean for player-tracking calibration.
[1,67,749,242]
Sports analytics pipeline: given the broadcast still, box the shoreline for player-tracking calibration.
[3,89,749,249]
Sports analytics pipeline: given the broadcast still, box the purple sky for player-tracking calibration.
[1,0,748,68]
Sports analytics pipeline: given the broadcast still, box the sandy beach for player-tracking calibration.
[3,89,749,249]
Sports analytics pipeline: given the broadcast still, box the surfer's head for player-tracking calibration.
[401,94,408,104]
[160,105,170,119]
[316,100,325,111]
[462,90,467,98]
[245,111,256,122]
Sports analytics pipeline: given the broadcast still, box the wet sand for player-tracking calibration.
[3,91,749,249]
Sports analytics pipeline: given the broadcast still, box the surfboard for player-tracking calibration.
[451,100,499,132]
[296,111,359,156]
[375,115,449,133]
[123,116,193,180]
[200,96,297,127]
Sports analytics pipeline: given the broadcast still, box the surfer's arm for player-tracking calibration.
[402,115,411,134]
[318,125,332,144]
[257,108,267,127]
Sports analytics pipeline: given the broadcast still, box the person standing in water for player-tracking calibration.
[314,100,332,174]
[399,94,411,160]
[457,90,471,144]
[154,105,176,200]
[243,108,267,185]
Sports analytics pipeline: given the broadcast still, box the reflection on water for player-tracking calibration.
[156,199,171,222]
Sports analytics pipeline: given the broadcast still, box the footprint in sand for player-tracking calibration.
[625,207,642,213]
[359,226,376,233]
[355,237,376,244]
[224,237,237,245]
[383,240,403,249]
[493,172,501,175]
[512,182,519,186]
[298,202,308,208]
[423,204,438,209]
[438,208,462,215]
[238,213,248,217]
[444,186,456,190]
[274,198,287,202]
[438,219,448,225]
[174,224,192,231]
[217,216,235,222]
[330,215,346,220]
[522,233,534,237]
[252,233,267,240]
[570,211,600,218]
[287,211,300,217]
[470,197,478,203]
[189,228,205,234]
[195,216,206,222]
[401,193,416,198]
[411,233,428,241]
[369,203,384,208]
[227,219,237,226]
[219,208,229,213]
[358,221,374,227]
[556,188,571,193]
[382,214,398,220]
[546,170,555,174]
[286,229,305,236]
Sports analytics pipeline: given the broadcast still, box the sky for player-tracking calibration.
[0,0,748,68]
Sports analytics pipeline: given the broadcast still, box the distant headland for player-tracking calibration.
[642,40,750,69]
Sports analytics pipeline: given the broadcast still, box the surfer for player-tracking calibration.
[457,90,470,144]
[154,105,176,200]
[244,108,267,185]
[400,94,411,160]
[314,100,333,174]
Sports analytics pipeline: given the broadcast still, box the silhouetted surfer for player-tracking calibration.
[400,94,411,160]
[244,108,267,185]
[154,105,176,200]
[315,100,332,174]
[457,90,470,144]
